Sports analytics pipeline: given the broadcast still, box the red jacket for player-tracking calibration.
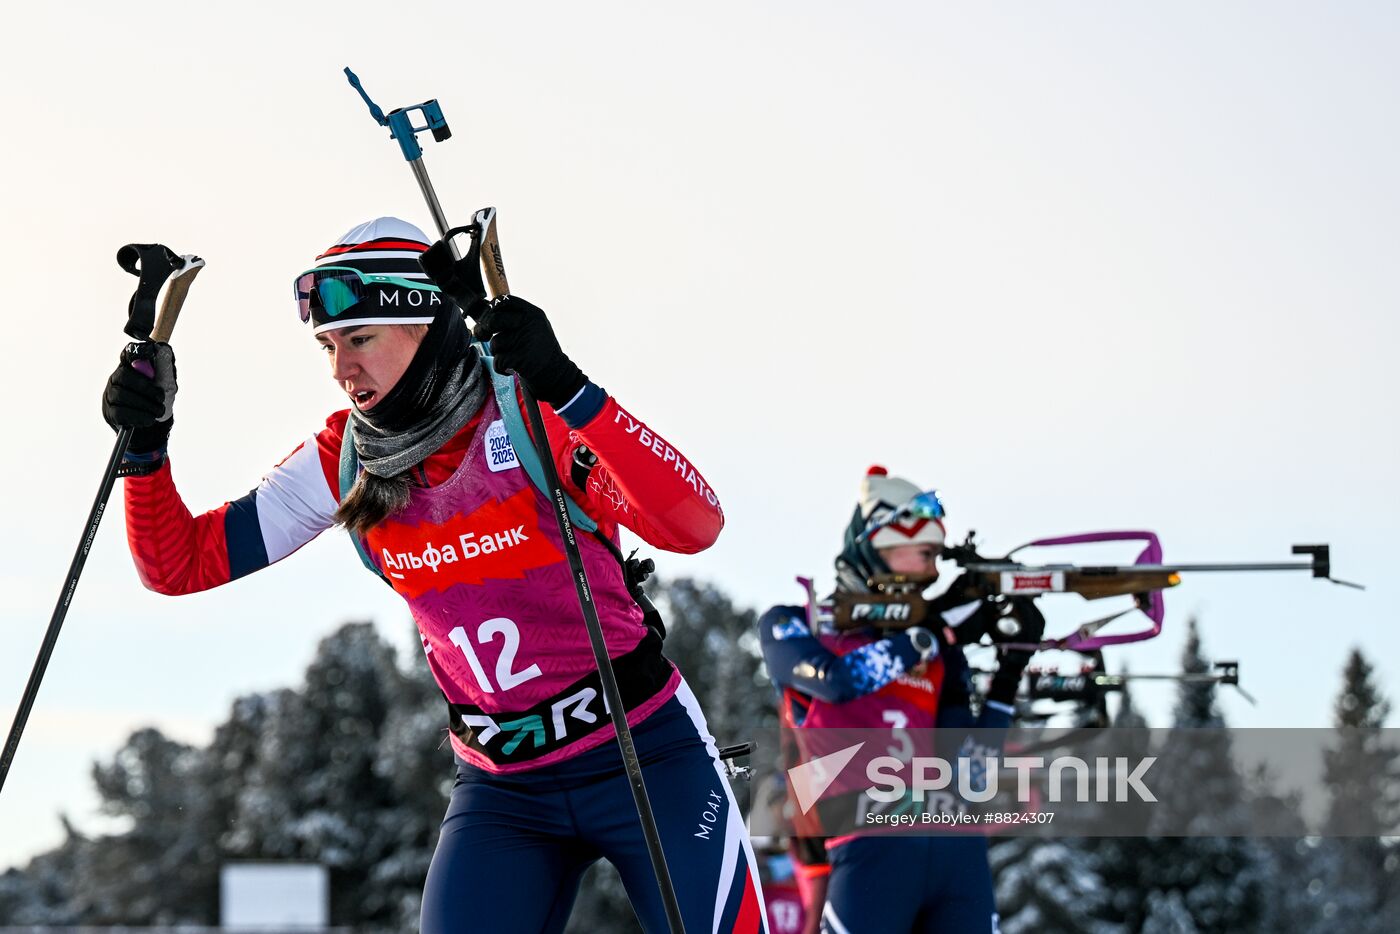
[124,383,722,594]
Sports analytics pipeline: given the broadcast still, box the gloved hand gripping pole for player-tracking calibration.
[1,249,204,794]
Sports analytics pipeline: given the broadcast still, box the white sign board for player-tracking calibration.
[220,862,329,929]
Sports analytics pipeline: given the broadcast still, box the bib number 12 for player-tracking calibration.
[448,617,541,694]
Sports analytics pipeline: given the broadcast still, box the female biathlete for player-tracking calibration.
[758,467,1042,934]
[101,217,767,933]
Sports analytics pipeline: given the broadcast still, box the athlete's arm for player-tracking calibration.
[758,606,929,704]
[124,414,343,595]
[526,381,724,554]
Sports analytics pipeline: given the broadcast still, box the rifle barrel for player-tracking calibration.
[1132,562,1315,573]
[1095,673,1230,684]
[965,561,1315,574]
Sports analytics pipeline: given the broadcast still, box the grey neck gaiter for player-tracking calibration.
[349,339,488,480]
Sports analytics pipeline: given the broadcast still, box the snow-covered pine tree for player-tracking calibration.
[1151,620,1273,931]
[991,837,1125,934]
[989,667,1139,931]
[1140,889,1200,933]
[1326,649,1398,834]
[228,622,429,928]
[79,728,214,923]
[1088,670,1161,924]
[0,816,88,925]
[1112,671,1149,730]
[1091,620,1274,932]
[1314,648,1400,932]
[656,576,776,737]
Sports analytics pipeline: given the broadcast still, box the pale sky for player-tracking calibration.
[2,1,1396,870]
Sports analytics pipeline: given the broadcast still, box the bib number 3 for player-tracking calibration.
[448,617,542,694]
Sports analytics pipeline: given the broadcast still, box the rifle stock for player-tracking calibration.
[830,592,930,631]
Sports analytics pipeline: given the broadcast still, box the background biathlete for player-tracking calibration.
[102,217,767,933]
[759,466,1042,934]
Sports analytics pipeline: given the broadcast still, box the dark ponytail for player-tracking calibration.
[332,313,476,536]
[335,471,414,536]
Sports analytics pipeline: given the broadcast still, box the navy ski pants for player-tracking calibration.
[420,684,767,933]
[820,835,996,934]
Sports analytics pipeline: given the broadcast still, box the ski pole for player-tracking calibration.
[344,68,686,934]
[1,248,204,795]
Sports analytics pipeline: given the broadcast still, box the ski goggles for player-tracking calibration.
[292,265,442,323]
[859,490,947,543]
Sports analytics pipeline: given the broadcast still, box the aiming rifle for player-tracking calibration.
[826,530,1361,653]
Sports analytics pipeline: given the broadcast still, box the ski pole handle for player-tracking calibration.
[151,256,206,342]
[2,247,204,796]
[474,207,509,299]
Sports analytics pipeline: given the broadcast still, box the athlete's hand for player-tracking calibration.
[985,598,1044,706]
[928,571,997,646]
[417,232,488,320]
[1003,597,1046,644]
[475,297,588,409]
[928,571,988,613]
[102,341,177,455]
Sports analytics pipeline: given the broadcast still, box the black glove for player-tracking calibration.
[1009,596,1046,642]
[931,570,989,608]
[927,571,996,645]
[474,297,588,409]
[417,229,489,321]
[102,341,176,455]
[986,598,1046,706]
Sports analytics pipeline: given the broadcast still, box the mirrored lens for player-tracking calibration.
[902,491,946,521]
[317,276,362,317]
[293,269,370,323]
